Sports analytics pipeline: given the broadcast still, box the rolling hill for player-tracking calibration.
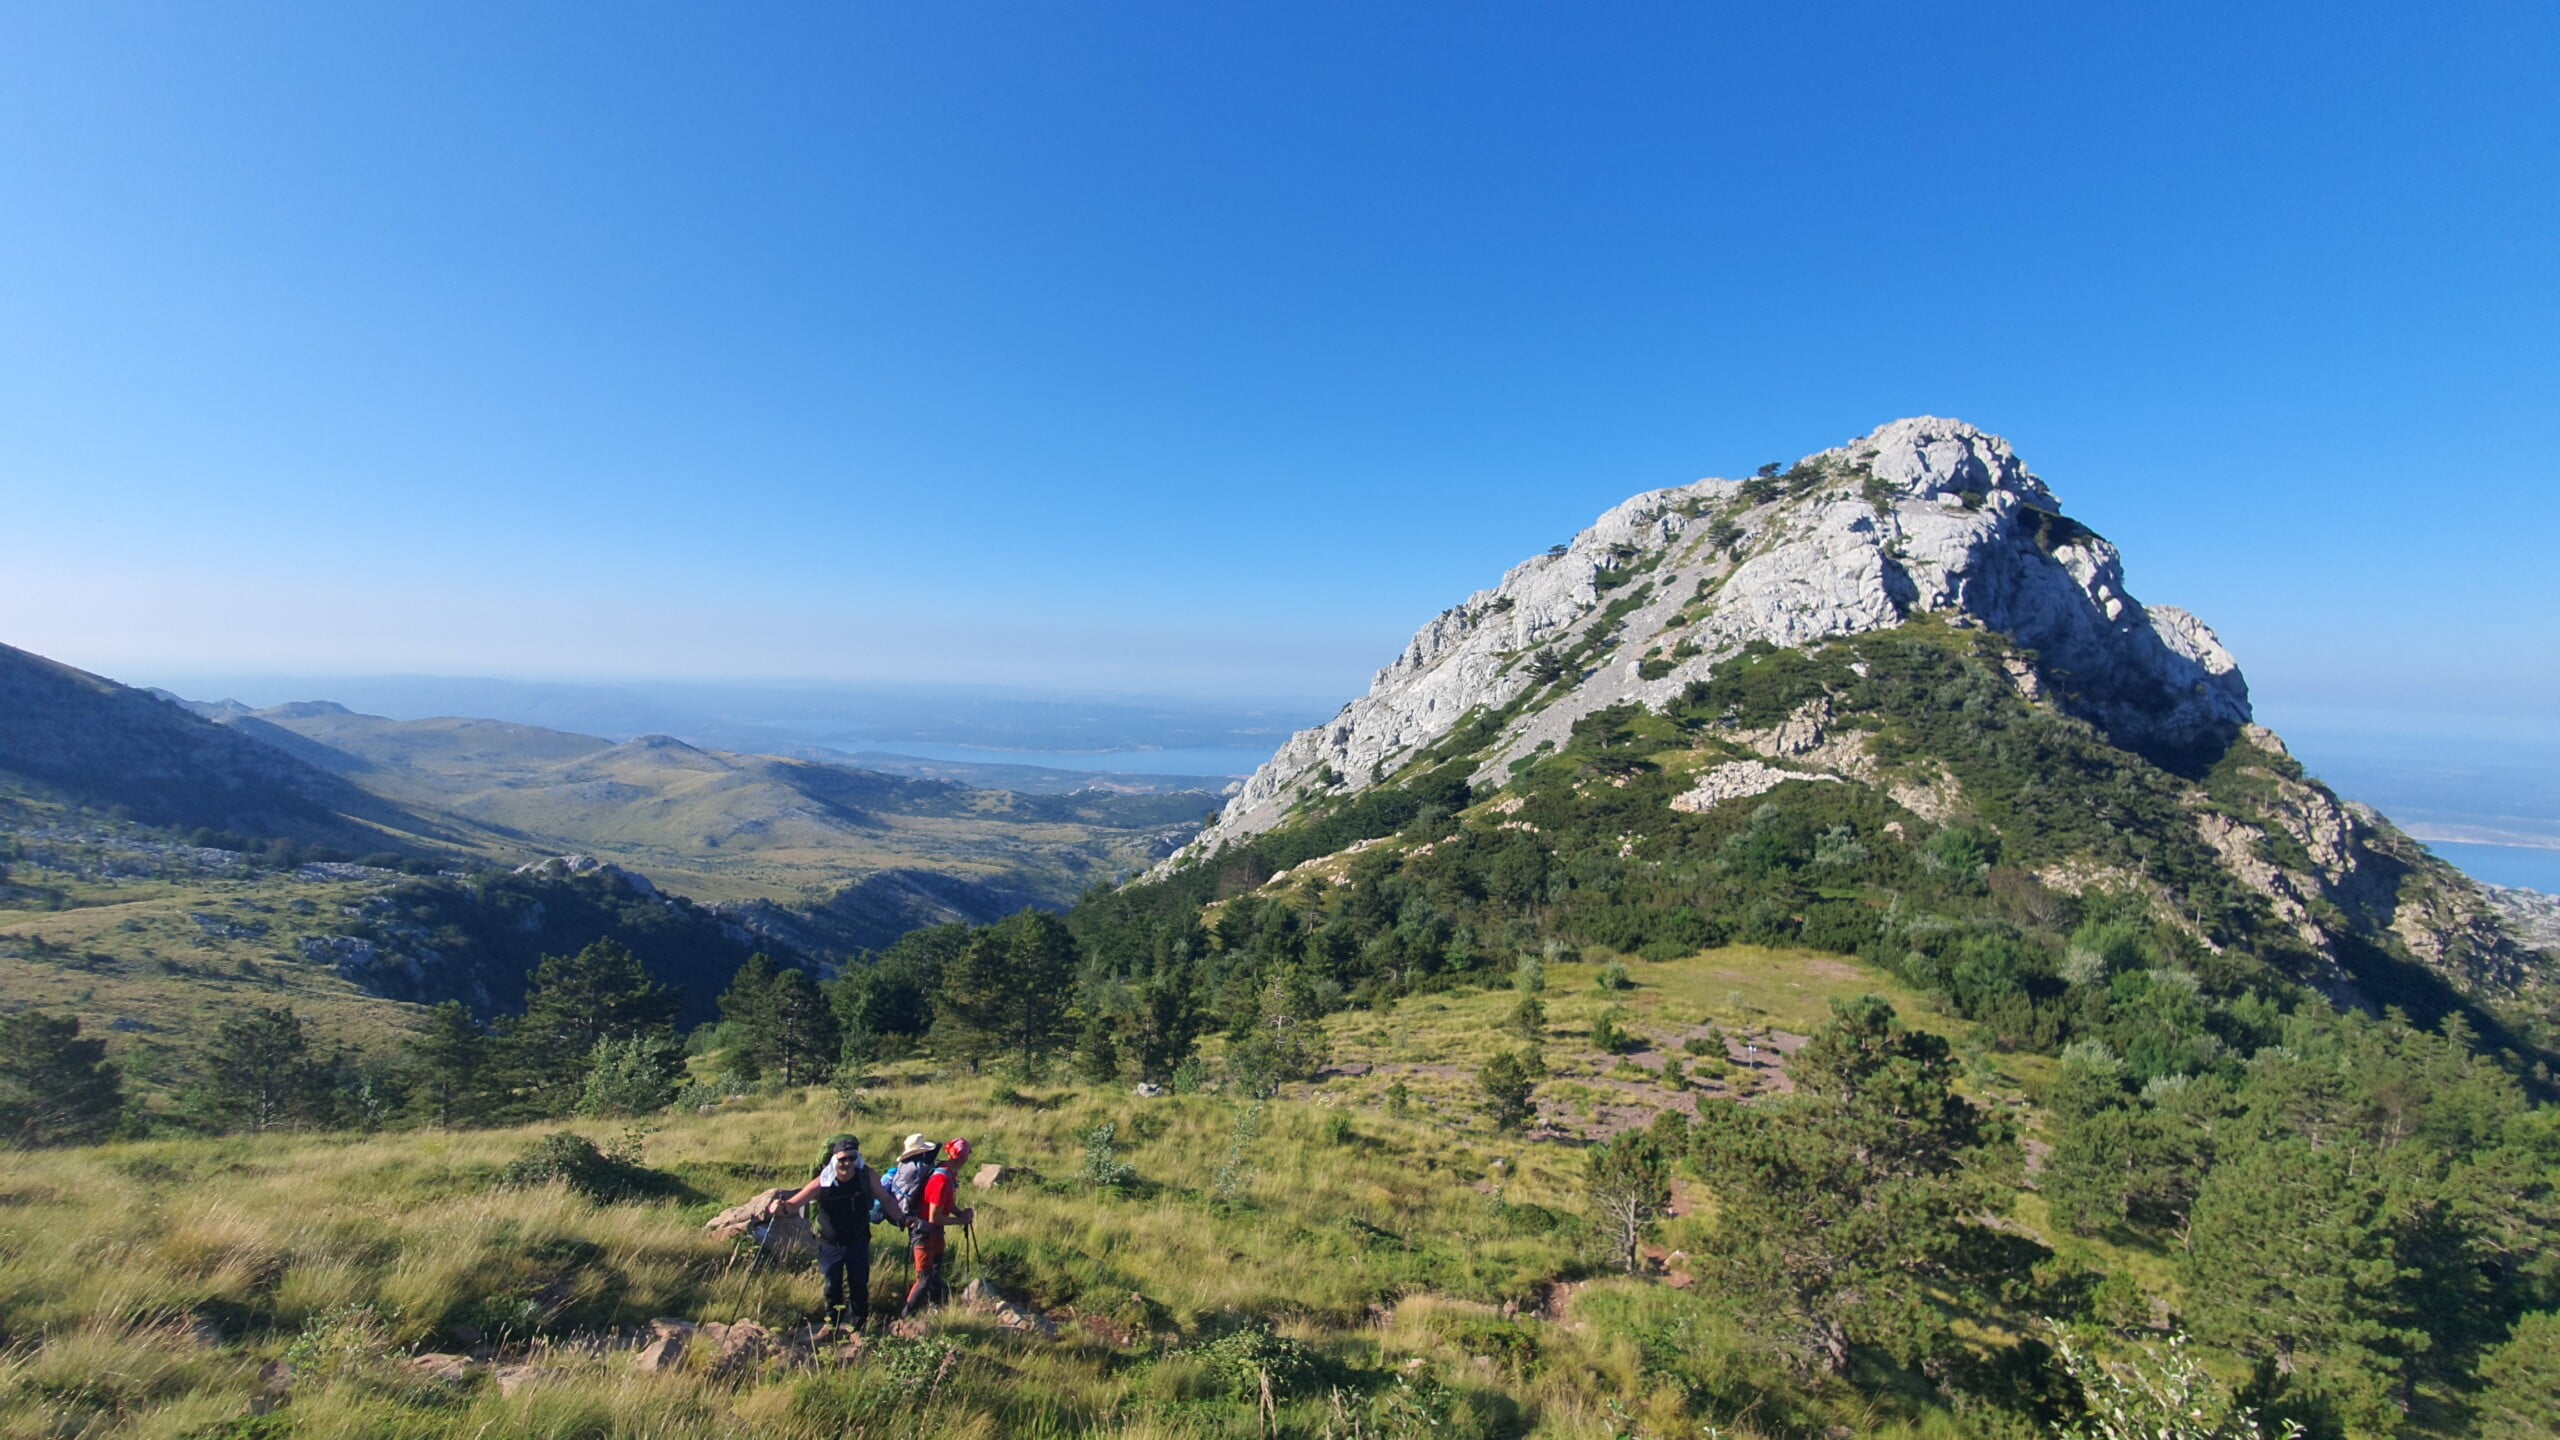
[0,642,451,857]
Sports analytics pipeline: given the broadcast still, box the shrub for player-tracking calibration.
[574,1033,682,1118]
[1589,1012,1634,1054]
[1188,1323,1322,1400]
[1595,960,1631,992]
[498,1130,671,1203]
[1078,1120,1138,1192]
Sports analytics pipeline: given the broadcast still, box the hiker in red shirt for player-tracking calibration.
[901,1136,974,1317]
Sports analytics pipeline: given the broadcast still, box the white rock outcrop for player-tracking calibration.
[1170,418,2250,867]
[1668,761,1840,815]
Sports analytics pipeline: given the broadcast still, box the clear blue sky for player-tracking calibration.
[3,1,2554,710]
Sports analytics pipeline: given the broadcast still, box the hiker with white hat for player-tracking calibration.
[884,1132,938,1220]
[902,1136,975,1318]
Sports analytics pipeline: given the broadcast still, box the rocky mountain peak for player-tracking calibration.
[1178,418,2250,862]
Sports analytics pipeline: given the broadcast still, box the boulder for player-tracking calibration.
[709,1319,771,1375]
[972,1163,1029,1189]
[1131,1082,1168,1098]
[633,1334,687,1374]
[406,1352,478,1383]
[491,1364,547,1396]
[705,1189,815,1262]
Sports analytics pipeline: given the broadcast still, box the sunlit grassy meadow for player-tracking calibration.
[0,944,2072,1439]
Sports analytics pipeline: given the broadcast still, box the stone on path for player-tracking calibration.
[405,1352,478,1383]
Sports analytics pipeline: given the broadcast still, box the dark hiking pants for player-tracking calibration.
[818,1238,870,1328]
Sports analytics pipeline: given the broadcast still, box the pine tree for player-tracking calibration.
[505,940,679,1113]
[764,966,837,1085]
[575,1033,684,1117]
[1478,1049,1538,1133]
[716,953,781,1081]
[1691,994,2008,1374]
[1128,959,1205,1082]
[407,1000,489,1129]
[1587,1126,1672,1273]
[1074,1009,1123,1084]
[932,911,1078,1075]
[201,1006,328,1133]
[2473,1311,2560,1440]
[0,1011,124,1147]
[2182,1136,2422,1424]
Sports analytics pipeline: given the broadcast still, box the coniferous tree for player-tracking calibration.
[764,966,837,1085]
[201,1005,330,1132]
[716,953,781,1081]
[1478,1049,1538,1133]
[1128,959,1206,1082]
[0,1011,124,1147]
[932,911,1078,1075]
[1690,995,2009,1375]
[1588,1123,1674,1273]
[407,1000,489,1130]
[2473,1311,2560,1440]
[1074,1009,1123,1084]
[575,1033,685,1117]
[827,925,961,1056]
[1225,971,1332,1098]
[2182,1137,2422,1427]
[505,940,679,1113]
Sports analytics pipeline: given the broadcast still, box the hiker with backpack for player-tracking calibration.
[779,1134,911,1336]
[885,1132,939,1221]
[900,1135,975,1318]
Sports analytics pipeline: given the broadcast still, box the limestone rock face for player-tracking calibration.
[1175,418,2249,865]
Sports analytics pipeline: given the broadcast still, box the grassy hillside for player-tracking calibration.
[0,645,450,859]
[0,791,434,1101]
[0,944,2090,1440]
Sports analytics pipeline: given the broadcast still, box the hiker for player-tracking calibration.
[885,1132,938,1219]
[901,1135,975,1318]
[780,1135,911,1335]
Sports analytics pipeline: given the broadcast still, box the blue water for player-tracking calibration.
[2258,701,2560,897]
[2418,841,2560,894]
[844,740,1270,778]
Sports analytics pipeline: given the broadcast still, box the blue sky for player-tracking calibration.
[3,1,2555,712]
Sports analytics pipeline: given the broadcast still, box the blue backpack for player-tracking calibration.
[886,1158,934,1217]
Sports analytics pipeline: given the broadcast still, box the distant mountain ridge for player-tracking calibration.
[4,643,1223,1034]
[0,642,446,854]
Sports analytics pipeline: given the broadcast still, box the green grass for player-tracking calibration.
[0,864,432,1099]
[0,1006,2047,1440]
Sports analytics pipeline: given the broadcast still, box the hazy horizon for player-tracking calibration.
[72,655,2560,894]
